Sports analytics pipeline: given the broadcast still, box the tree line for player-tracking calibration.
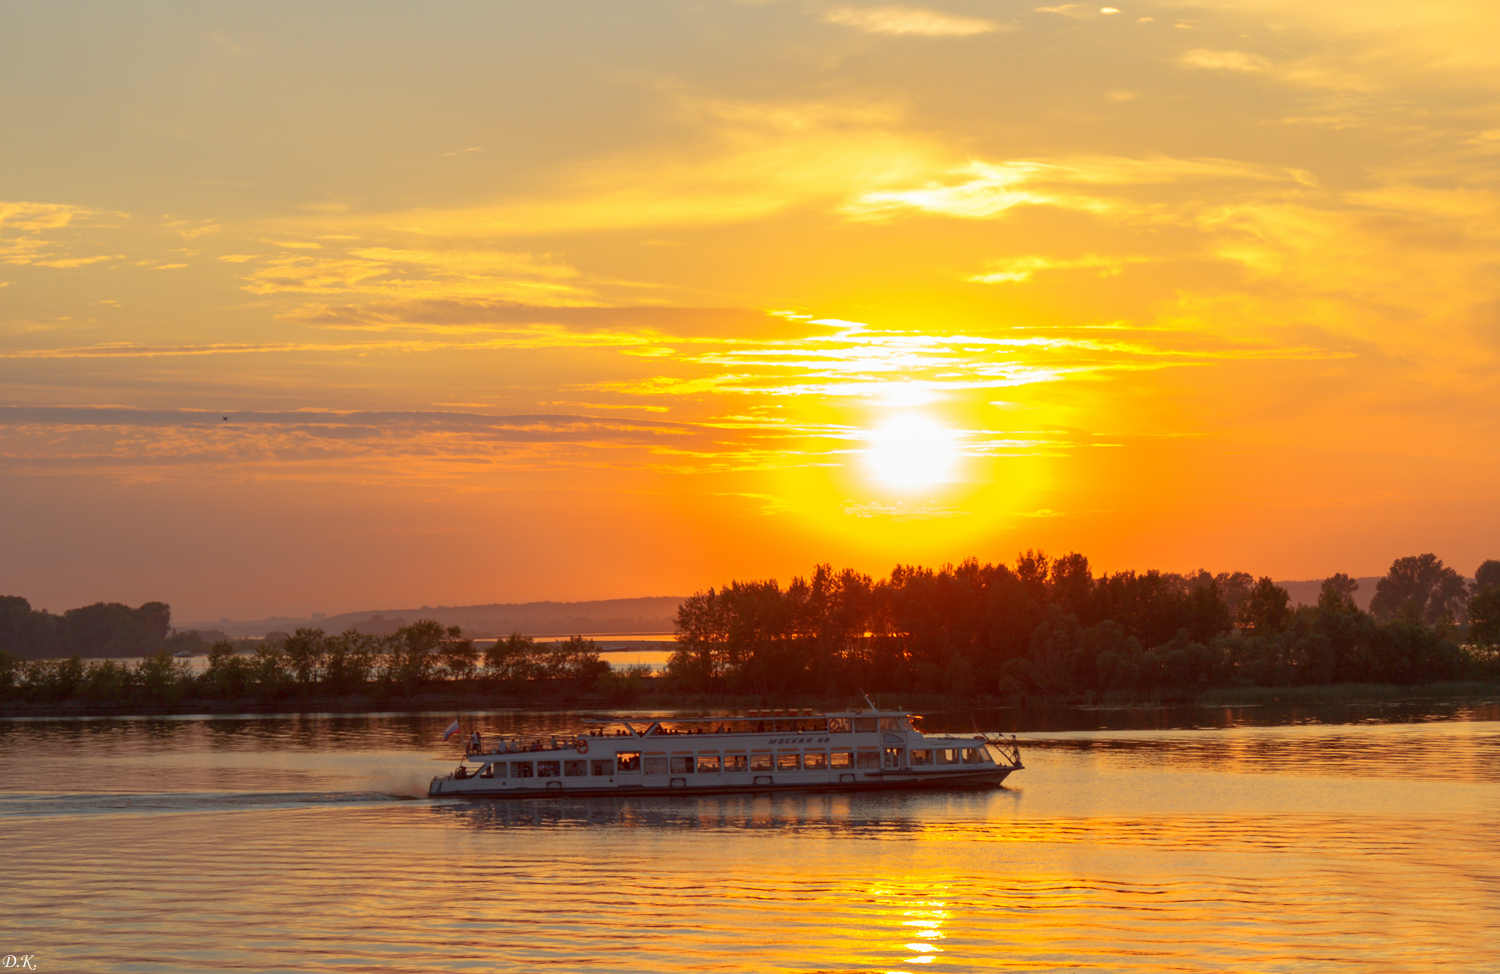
[0,622,631,707]
[0,596,174,660]
[666,552,1500,698]
[7,550,1498,708]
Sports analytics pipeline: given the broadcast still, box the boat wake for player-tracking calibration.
[0,789,419,818]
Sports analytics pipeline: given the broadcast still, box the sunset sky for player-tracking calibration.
[4,1,1499,622]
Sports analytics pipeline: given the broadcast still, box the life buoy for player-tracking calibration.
[575,738,589,754]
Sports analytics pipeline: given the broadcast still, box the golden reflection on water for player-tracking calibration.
[3,710,1500,972]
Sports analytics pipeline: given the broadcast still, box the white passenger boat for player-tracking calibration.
[428,707,1023,798]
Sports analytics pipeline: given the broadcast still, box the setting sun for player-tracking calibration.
[863,416,962,492]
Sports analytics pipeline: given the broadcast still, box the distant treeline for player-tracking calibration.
[667,553,1500,697]
[0,596,176,660]
[7,551,1500,710]
[0,622,644,708]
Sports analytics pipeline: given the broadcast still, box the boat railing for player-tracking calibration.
[980,733,1023,767]
[467,736,584,757]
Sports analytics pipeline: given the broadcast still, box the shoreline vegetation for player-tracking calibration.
[3,680,1500,722]
[4,550,1499,721]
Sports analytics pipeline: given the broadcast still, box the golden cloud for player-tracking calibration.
[823,6,1005,36]
[233,246,594,305]
[969,253,1154,283]
[844,155,1298,221]
[1179,49,1271,73]
[0,201,113,231]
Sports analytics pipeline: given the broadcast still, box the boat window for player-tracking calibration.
[963,748,984,764]
[803,752,827,771]
[855,751,881,769]
[564,760,586,777]
[879,717,902,732]
[479,764,494,778]
[697,754,721,773]
[828,717,852,734]
[537,760,560,778]
[883,748,904,768]
[644,756,668,774]
[854,717,878,733]
[910,749,931,766]
[669,755,695,774]
[724,754,748,772]
[616,752,641,773]
[776,752,801,771]
[750,753,773,772]
[830,751,853,769]
[590,759,612,776]
[514,761,534,778]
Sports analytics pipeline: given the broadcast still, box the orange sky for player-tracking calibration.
[4,1,1499,620]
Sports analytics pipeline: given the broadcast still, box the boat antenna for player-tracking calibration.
[862,691,877,712]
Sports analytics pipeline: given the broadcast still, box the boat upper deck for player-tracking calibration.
[458,708,1017,764]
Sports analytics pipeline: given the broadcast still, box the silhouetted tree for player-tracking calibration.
[1370,554,1468,624]
[1469,586,1500,652]
[1318,573,1361,614]
[437,629,478,681]
[283,628,327,687]
[322,630,380,692]
[1237,577,1291,636]
[55,601,170,658]
[204,641,254,698]
[485,633,540,683]
[386,620,460,694]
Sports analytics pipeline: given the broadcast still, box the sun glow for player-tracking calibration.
[862,416,962,491]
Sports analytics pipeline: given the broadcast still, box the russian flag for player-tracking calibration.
[443,718,460,741]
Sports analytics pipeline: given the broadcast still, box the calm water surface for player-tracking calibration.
[3,704,1499,973]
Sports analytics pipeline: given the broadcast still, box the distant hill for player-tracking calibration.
[1276,577,1382,612]
[188,576,1438,640]
[183,596,685,640]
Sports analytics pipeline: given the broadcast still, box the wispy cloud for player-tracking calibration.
[1179,49,1272,73]
[1,200,128,268]
[845,155,1305,221]
[841,501,969,519]
[969,253,1154,283]
[0,406,717,479]
[1178,47,1378,92]
[588,319,1352,406]
[846,161,1065,220]
[0,201,114,231]
[281,299,770,335]
[823,6,1004,37]
[231,246,594,305]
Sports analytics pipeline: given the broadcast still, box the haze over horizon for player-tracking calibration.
[5,2,1498,621]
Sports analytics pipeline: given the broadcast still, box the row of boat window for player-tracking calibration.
[474,746,985,779]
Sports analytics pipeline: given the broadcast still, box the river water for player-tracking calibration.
[3,703,1498,973]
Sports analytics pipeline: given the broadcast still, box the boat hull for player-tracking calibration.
[428,765,1018,799]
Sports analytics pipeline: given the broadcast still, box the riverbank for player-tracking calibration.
[4,679,1499,721]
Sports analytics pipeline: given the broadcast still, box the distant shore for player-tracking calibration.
[4,680,1498,721]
